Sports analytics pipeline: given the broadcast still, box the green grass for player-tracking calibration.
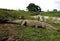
[0,23,60,41]
[14,23,60,41]
[40,12,60,17]
[0,8,60,20]
[52,23,60,30]
[17,27,60,41]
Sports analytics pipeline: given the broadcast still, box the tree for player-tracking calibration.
[53,9,57,12]
[27,3,41,12]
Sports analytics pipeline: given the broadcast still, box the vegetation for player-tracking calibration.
[40,11,60,17]
[0,8,60,41]
[27,3,41,15]
[0,24,60,41]
[53,9,57,12]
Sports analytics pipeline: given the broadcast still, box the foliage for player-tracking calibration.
[53,9,57,12]
[27,3,41,12]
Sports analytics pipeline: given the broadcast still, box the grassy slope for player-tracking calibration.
[0,9,60,41]
[0,24,60,41]
[17,27,60,41]
[16,23,60,41]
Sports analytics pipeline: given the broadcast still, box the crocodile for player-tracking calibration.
[12,20,59,31]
